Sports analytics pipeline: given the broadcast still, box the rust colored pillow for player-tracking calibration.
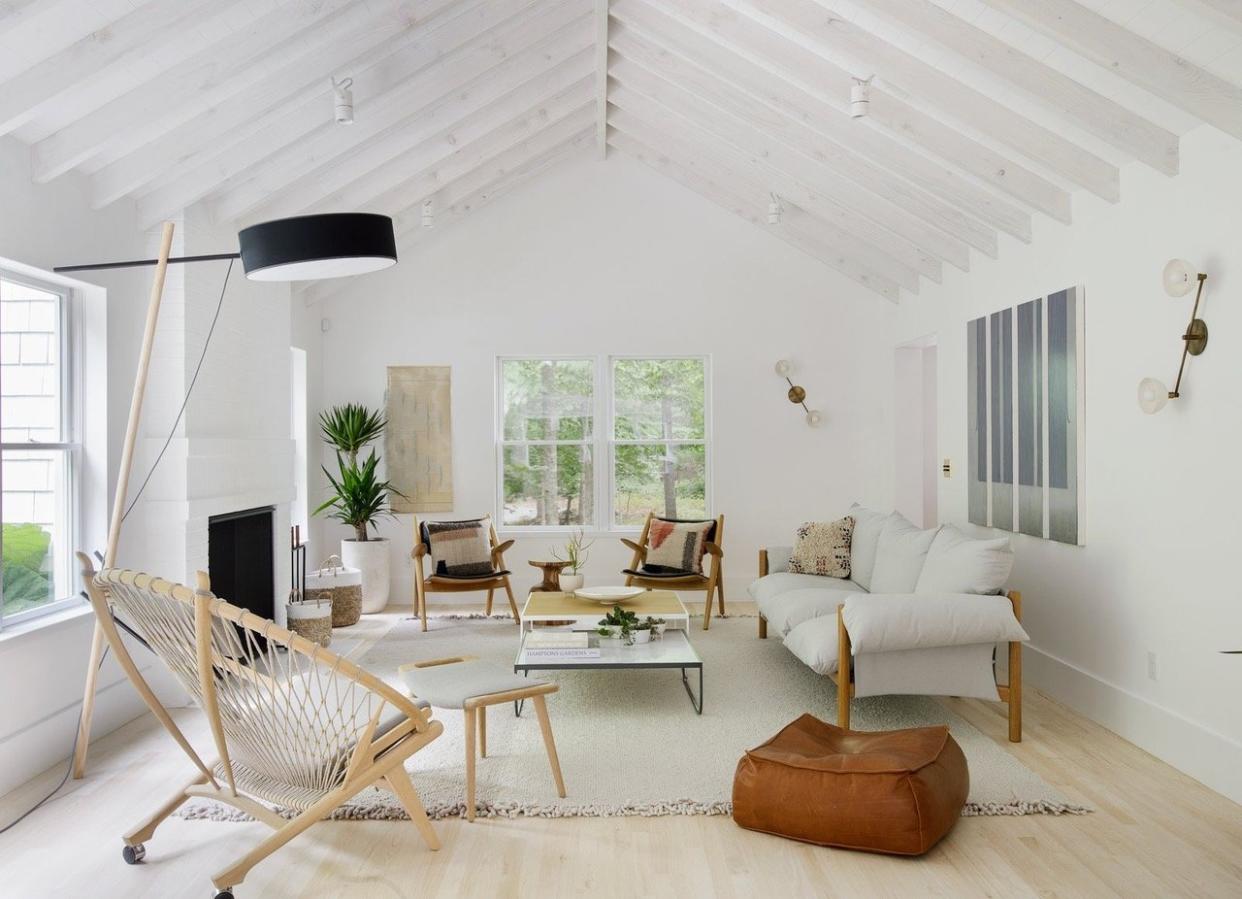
[732,714,968,856]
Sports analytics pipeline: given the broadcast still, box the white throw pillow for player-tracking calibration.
[915,524,1014,595]
[869,515,938,593]
[847,504,891,592]
[782,615,841,676]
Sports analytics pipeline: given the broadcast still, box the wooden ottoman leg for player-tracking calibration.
[464,708,477,821]
[532,695,566,798]
[479,705,487,758]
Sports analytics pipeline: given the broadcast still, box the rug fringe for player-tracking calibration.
[177,796,1088,823]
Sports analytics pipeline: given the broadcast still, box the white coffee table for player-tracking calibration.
[514,591,703,713]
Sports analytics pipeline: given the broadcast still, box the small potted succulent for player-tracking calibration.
[598,605,639,643]
[645,616,667,639]
[552,529,594,593]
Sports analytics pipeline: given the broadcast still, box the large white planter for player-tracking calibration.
[341,538,390,613]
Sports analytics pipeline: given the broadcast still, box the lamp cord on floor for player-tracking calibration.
[0,258,232,833]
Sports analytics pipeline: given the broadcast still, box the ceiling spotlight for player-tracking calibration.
[332,76,354,125]
[850,75,874,118]
[768,192,783,224]
[421,199,434,229]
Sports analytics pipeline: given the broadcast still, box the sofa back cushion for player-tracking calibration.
[848,504,892,591]
[869,516,939,593]
[788,517,853,578]
[914,524,1013,595]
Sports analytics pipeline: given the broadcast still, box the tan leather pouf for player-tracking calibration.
[732,714,968,855]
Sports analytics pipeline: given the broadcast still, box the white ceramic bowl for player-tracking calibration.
[574,586,646,604]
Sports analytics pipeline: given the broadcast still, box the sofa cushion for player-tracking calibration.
[788,516,853,578]
[842,594,1029,654]
[870,516,938,593]
[847,505,891,591]
[758,584,865,637]
[782,615,842,676]
[915,524,1013,595]
[763,545,793,575]
[749,572,865,605]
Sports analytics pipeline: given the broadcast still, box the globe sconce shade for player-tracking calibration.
[1162,258,1198,298]
[238,213,397,282]
[806,410,823,427]
[774,359,792,377]
[1137,377,1170,415]
[772,359,820,428]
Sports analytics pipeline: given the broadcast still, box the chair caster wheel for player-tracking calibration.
[122,843,146,865]
[214,890,234,899]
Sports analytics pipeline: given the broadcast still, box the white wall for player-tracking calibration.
[306,153,897,603]
[894,126,1242,804]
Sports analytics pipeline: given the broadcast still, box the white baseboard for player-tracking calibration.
[1026,643,1242,806]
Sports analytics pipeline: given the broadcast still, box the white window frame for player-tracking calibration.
[0,271,83,629]
[495,354,711,535]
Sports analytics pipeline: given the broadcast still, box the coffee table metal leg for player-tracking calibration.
[681,666,703,714]
[514,669,529,717]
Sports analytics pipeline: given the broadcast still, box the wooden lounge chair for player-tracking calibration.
[411,515,519,631]
[622,513,726,630]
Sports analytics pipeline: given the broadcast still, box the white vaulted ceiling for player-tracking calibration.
[4,0,1241,302]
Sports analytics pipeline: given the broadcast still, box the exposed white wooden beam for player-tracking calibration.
[608,87,938,282]
[136,0,583,228]
[207,12,593,225]
[1180,0,1242,33]
[640,0,1070,224]
[251,64,595,223]
[0,0,47,37]
[596,0,609,158]
[981,0,1242,142]
[301,128,596,306]
[608,103,922,291]
[613,21,1005,254]
[613,2,1029,242]
[88,0,491,208]
[738,0,1120,201]
[0,0,257,136]
[863,0,1179,176]
[609,128,899,302]
[610,63,973,271]
[31,0,414,182]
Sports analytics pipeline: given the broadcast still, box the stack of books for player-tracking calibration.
[524,631,600,659]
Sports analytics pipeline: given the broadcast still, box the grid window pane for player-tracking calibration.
[2,449,71,617]
[501,359,593,441]
[612,358,705,440]
[612,443,706,527]
[1,279,63,443]
[501,444,594,527]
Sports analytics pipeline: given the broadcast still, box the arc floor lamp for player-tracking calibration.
[55,213,397,778]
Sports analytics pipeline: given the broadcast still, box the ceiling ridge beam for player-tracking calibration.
[251,64,596,223]
[609,62,974,271]
[31,0,439,182]
[613,1,1030,242]
[738,0,1119,201]
[88,0,512,207]
[0,0,258,136]
[206,12,593,224]
[609,129,899,301]
[607,103,922,291]
[640,0,1071,224]
[862,0,1179,176]
[979,0,1242,143]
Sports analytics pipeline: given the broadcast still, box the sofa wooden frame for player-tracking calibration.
[757,549,1023,743]
[411,515,519,632]
[622,512,726,630]
[76,553,443,898]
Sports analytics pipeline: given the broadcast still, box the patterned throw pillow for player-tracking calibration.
[645,519,715,575]
[425,518,494,577]
[788,517,854,578]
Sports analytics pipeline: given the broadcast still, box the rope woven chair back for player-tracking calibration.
[96,568,426,810]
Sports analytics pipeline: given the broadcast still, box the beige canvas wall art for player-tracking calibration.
[386,365,453,513]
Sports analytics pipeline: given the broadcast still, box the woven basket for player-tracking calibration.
[307,556,363,628]
[287,597,332,647]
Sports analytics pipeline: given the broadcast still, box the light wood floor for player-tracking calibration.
[4,603,1242,899]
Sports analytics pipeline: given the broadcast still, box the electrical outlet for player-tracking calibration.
[1147,651,1159,682]
[942,458,952,478]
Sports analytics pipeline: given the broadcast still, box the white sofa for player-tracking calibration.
[750,505,1029,741]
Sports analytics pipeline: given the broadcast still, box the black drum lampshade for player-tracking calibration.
[238,213,397,282]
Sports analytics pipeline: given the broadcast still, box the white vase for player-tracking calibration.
[559,573,585,593]
[341,538,390,613]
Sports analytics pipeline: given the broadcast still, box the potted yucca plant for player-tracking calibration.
[315,404,400,613]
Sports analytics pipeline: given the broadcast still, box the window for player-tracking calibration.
[498,356,709,530]
[1,273,78,626]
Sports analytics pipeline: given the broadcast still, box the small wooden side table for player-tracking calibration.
[528,560,569,592]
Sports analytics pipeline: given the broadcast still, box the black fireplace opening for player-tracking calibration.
[208,506,275,622]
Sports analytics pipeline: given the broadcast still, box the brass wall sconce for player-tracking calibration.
[1137,259,1210,414]
[774,359,822,426]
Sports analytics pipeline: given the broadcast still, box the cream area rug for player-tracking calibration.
[181,615,1088,822]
